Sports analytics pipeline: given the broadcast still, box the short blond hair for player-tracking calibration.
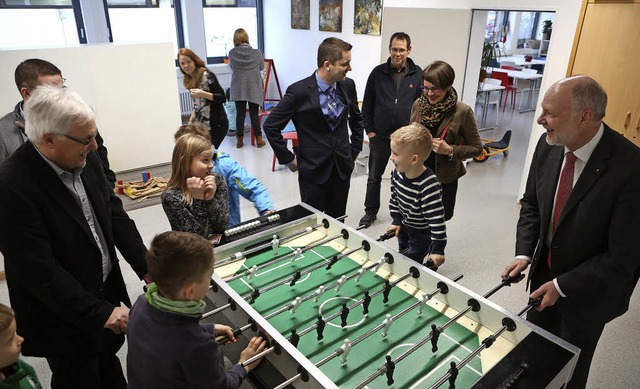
[390,123,433,161]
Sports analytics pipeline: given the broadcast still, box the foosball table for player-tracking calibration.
[205,204,579,388]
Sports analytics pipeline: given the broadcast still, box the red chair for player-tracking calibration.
[491,71,517,112]
[272,131,298,171]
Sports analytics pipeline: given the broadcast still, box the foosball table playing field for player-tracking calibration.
[205,204,579,388]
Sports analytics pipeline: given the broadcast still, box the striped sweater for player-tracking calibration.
[389,168,447,254]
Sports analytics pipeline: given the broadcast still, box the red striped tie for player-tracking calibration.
[548,151,577,268]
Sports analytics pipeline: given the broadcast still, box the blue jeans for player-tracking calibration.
[397,225,432,264]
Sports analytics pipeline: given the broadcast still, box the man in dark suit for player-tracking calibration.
[264,37,363,218]
[502,76,640,388]
[0,86,148,388]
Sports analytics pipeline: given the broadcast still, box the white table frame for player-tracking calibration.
[490,68,543,113]
[477,82,505,130]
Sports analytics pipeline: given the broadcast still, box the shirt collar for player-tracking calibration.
[565,123,604,163]
[315,71,335,93]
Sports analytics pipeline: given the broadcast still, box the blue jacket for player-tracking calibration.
[212,148,274,226]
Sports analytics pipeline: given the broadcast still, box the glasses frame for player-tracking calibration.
[57,131,98,146]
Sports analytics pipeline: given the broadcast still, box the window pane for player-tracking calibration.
[0,8,78,48]
[108,0,178,56]
[203,7,257,57]
[3,0,71,6]
[107,0,158,6]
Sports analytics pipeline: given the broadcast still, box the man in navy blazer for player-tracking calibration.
[0,86,148,388]
[264,37,363,218]
[502,76,640,388]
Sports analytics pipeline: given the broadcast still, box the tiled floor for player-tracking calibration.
[1,94,638,388]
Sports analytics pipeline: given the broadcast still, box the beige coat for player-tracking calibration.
[410,100,482,184]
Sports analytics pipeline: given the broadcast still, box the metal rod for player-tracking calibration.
[201,303,231,319]
[240,346,275,367]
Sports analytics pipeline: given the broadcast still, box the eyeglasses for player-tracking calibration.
[58,131,98,146]
[422,85,441,93]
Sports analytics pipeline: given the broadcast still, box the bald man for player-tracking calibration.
[502,76,640,388]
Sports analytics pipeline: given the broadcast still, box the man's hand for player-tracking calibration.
[367,132,376,139]
[288,156,298,172]
[501,258,529,282]
[530,281,561,311]
[104,307,129,334]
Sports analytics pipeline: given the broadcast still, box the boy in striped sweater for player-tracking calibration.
[386,123,447,270]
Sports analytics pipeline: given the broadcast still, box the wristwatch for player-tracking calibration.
[448,149,454,161]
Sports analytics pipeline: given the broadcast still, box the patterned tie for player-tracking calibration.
[324,86,338,130]
[548,151,577,268]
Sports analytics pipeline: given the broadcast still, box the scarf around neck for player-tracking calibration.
[145,282,206,316]
[416,87,458,129]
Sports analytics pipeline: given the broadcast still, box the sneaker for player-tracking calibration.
[359,212,377,228]
[256,135,266,148]
[236,136,244,149]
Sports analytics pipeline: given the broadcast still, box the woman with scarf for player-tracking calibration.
[410,61,482,221]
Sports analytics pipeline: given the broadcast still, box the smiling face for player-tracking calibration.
[189,148,214,179]
[390,140,418,174]
[325,50,352,84]
[178,55,197,76]
[537,84,583,149]
[43,118,99,171]
[389,37,411,70]
[423,81,449,105]
[0,319,23,369]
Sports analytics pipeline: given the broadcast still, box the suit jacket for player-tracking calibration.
[516,125,640,327]
[0,142,148,357]
[263,74,364,184]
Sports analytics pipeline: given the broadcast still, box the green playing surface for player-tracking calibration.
[227,245,484,388]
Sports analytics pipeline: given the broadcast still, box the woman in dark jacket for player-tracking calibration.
[410,60,483,220]
[178,48,228,149]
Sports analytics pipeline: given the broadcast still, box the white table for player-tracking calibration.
[477,82,505,130]
[500,56,546,68]
[490,68,543,113]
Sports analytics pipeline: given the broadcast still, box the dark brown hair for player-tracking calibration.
[422,60,455,89]
[146,231,215,299]
[14,58,61,92]
[317,37,352,69]
[174,123,211,142]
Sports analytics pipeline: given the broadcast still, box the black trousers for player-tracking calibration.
[528,265,604,389]
[46,330,126,389]
[235,101,261,138]
[299,167,350,219]
[209,122,228,150]
[363,136,391,214]
[440,180,458,221]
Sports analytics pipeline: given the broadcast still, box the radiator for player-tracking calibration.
[179,91,194,116]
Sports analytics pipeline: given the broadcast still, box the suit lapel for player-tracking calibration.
[557,129,611,228]
[26,143,100,247]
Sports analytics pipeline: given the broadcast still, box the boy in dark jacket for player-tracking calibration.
[127,231,266,389]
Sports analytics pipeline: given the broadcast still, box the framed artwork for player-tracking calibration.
[319,0,342,32]
[291,0,310,30]
[354,0,383,35]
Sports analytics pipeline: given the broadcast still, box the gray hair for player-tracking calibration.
[24,86,94,144]
[567,75,607,122]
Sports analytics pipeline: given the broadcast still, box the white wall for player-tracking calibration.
[263,0,382,99]
[0,43,182,172]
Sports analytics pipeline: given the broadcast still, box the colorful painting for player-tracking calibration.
[354,0,383,35]
[291,0,310,30]
[319,0,343,33]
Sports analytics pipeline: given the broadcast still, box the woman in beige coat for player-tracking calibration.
[410,60,482,220]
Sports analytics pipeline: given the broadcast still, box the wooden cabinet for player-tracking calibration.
[568,0,640,147]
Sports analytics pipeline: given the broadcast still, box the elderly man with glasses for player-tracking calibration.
[0,86,149,389]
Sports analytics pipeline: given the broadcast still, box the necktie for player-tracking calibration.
[324,86,338,130]
[548,151,577,268]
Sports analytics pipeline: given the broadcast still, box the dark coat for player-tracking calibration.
[0,142,147,357]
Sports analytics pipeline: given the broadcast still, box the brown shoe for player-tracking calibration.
[236,136,244,149]
[256,135,266,148]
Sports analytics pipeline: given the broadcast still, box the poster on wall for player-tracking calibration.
[354,0,383,35]
[319,0,343,32]
[291,0,310,30]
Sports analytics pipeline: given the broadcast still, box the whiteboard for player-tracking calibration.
[0,43,181,172]
[381,7,472,97]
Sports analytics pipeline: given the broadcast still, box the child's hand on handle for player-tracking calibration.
[239,336,267,372]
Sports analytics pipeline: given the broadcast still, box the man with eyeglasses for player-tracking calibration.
[359,32,423,228]
[0,58,116,186]
[0,86,149,388]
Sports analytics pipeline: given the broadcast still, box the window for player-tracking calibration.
[202,0,261,63]
[107,0,180,56]
[0,0,80,48]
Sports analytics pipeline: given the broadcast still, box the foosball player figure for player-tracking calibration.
[316,314,326,341]
[448,361,459,388]
[384,355,396,385]
[362,290,372,315]
[430,324,441,352]
[340,302,350,327]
